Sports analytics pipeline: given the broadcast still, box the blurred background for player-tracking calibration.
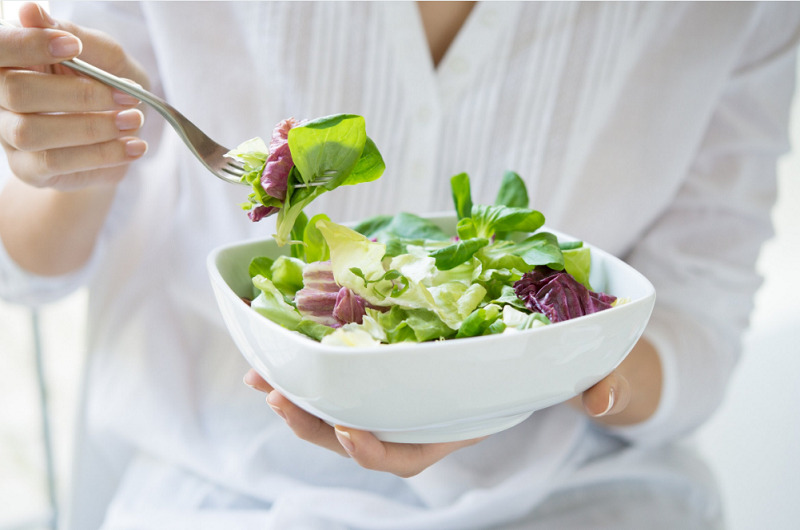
[0,2,799,529]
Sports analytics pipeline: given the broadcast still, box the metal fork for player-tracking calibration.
[62,57,333,188]
[59,57,248,185]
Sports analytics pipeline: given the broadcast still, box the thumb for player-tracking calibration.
[581,372,631,418]
[19,2,61,29]
[17,2,148,87]
[0,3,82,66]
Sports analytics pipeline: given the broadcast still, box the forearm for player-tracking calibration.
[0,176,117,276]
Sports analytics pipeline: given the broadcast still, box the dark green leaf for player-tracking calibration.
[471,204,545,238]
[288,114,366,187]
[248,256,274,280]
[450,172,473,220]
[352,214,395,238]
[494,171,529,208]
[478,232,564,271]
[342,137,386,186]
[429,237,489,270]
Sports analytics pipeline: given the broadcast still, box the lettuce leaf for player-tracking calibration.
[227,114,385,246]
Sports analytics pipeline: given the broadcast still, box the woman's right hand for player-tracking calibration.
[0,2,150,191]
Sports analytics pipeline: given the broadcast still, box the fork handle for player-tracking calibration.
[62,57,184,126]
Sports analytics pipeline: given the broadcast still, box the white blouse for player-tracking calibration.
[1,2,799,529]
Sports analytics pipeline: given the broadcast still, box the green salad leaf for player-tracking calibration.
[228,114,385,247]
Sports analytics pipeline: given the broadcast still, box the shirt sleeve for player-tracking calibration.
[606,4,800,445]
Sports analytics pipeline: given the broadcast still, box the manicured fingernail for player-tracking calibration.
[593,387,615,417]
[48,35,81,58]
[243,370,260,388]
[268,401,287,421]
[335,426,355,454]
[124,139,147,158]
[116,109,143,131]
[38,6,56,26]
[113,91,141,107]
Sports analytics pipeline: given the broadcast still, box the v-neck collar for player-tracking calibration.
[385,2,523,110]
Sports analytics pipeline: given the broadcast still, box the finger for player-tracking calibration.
[581,372,631,418]
[0,108,144,151]
[0,25,82,66]
[0,8,82,66]
[3,135,147,188]
[333,426,485,478]
[242,369,273,393]
[0,69,139,113]
[19,3,144,83]
[266,391,349,457]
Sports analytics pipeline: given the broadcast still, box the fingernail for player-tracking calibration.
[116,109,143,131]
[48,35,81,58]
[113,91,141,107]
[243,371,259,388]
[124,139,147,158]
[266,395,287,421]
[335,426,355,454]
[38,6,56,26]
[593,387,615,417]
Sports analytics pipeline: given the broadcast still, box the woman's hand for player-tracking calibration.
[569,337,663,426]
[243,370,485,478]
[0,3,151,276]
[0,2,149,191]
[243,337,661,476]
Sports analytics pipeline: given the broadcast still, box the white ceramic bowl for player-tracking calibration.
[207,215,655,443]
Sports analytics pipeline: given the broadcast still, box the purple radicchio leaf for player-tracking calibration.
[260,117,303,201]
[247,205,280,222]
[295,260,381,327]
[332,287,368,325]
[513,266,616,323]
[295,261,342,327]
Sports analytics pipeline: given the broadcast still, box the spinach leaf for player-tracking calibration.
[352,214,394,238]
[429,237,489,270]
[288,114,366,187]
[478,232,564,272]
[471,204,545,239]
[494,171,529,208]
[341,137,385,187]
[450,172,473,220]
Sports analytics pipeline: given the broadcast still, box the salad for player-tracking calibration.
[226,115,621,347]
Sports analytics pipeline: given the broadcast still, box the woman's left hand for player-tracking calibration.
[568,337,662,426]
[243,370,485,478]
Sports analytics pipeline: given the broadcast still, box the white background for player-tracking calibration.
[0,2,799,529]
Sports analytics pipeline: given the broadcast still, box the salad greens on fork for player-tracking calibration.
[226,114,620,347]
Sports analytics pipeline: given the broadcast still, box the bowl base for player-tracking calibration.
[370,411,534,444]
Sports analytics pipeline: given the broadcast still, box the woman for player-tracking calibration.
[1,2,798,528]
